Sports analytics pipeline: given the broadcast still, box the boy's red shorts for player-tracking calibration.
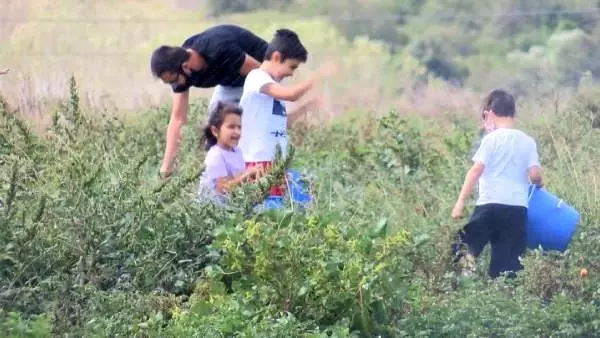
[245,161,285,196]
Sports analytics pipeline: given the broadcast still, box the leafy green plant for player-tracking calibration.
[2,77,600,336]
[169,212,414,337]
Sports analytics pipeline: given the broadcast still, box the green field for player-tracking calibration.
[2,0,600,336]
[2,77,600,337]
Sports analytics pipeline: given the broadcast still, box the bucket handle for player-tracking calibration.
[284,172,295,213]
[527,185,537,202]
[528,185,565,209]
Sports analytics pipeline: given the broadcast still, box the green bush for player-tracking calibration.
[0,78,221,335]
[166,212,413,336]
[1,79,600,336]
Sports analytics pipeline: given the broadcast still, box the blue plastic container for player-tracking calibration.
[285,169,312,206]
[526,185,580,252]
[256,169,312,211]
[259,196,284,210]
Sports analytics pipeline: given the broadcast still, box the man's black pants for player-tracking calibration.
[452,203,527,278]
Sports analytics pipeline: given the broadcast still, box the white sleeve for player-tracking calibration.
[246,70,276,94]
[472,134,493,166]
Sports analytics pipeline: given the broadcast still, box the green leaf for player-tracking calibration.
[297,286,308,297]
[413,233,431,247]
[373,218,388,239]
[371,298,389,325]
[279,211,294,229]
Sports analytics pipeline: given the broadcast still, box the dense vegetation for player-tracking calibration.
[2,1,600,336]
[1,76,600,336]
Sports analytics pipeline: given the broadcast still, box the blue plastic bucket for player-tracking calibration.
[255,196,285,212]
[285,169,312,206]
[256,169,312,211]
[526,185,580,252]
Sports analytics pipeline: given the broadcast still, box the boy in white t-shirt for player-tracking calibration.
[238,28,331,196]
[451,89,544,278]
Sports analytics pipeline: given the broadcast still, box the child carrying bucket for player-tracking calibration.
[451,89,544,278]
[238,28,334,196]
[196,101,264,205]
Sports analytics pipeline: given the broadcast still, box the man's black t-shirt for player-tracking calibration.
[172,25,268,93]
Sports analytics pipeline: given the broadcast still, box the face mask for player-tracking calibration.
[484,119,496,132]
[482,111,496,133]
[179,64,192,82]
[180,71,190,83]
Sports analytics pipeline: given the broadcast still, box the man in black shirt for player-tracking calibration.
[151,25,268,178]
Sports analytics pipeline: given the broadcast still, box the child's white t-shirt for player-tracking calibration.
[472,128,540,208]
[238,68,288,162]
[196,145,245,204]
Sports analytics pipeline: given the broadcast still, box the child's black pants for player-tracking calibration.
[453,203,527,278]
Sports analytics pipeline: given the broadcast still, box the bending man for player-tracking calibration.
[151,24,268,178]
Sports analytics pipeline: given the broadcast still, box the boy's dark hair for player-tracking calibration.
[150,46,189,78]
[202,101,243,151]
[264,29,308,63]
[482,89,516,117]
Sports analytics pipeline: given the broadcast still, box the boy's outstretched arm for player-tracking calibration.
[452,162,485,219]
[261,61,338,102]
[261,77,314,102]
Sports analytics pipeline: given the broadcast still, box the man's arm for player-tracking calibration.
[239,54,261,76]
[160,91,189,177]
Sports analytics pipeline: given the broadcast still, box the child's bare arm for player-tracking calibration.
[452,162,484,219]
[261,78,314,102]
[215,166,264,193]
[261,62,337,102]
[528,140,543,187]
[457,162,485,204]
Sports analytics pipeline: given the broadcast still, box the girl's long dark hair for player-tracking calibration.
[202,101,243,151]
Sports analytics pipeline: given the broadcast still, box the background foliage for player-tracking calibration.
[2,0,600,117]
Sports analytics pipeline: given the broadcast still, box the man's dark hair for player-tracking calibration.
[150,46,189,78]
[482,89,516,117]
[264,29,308,63]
